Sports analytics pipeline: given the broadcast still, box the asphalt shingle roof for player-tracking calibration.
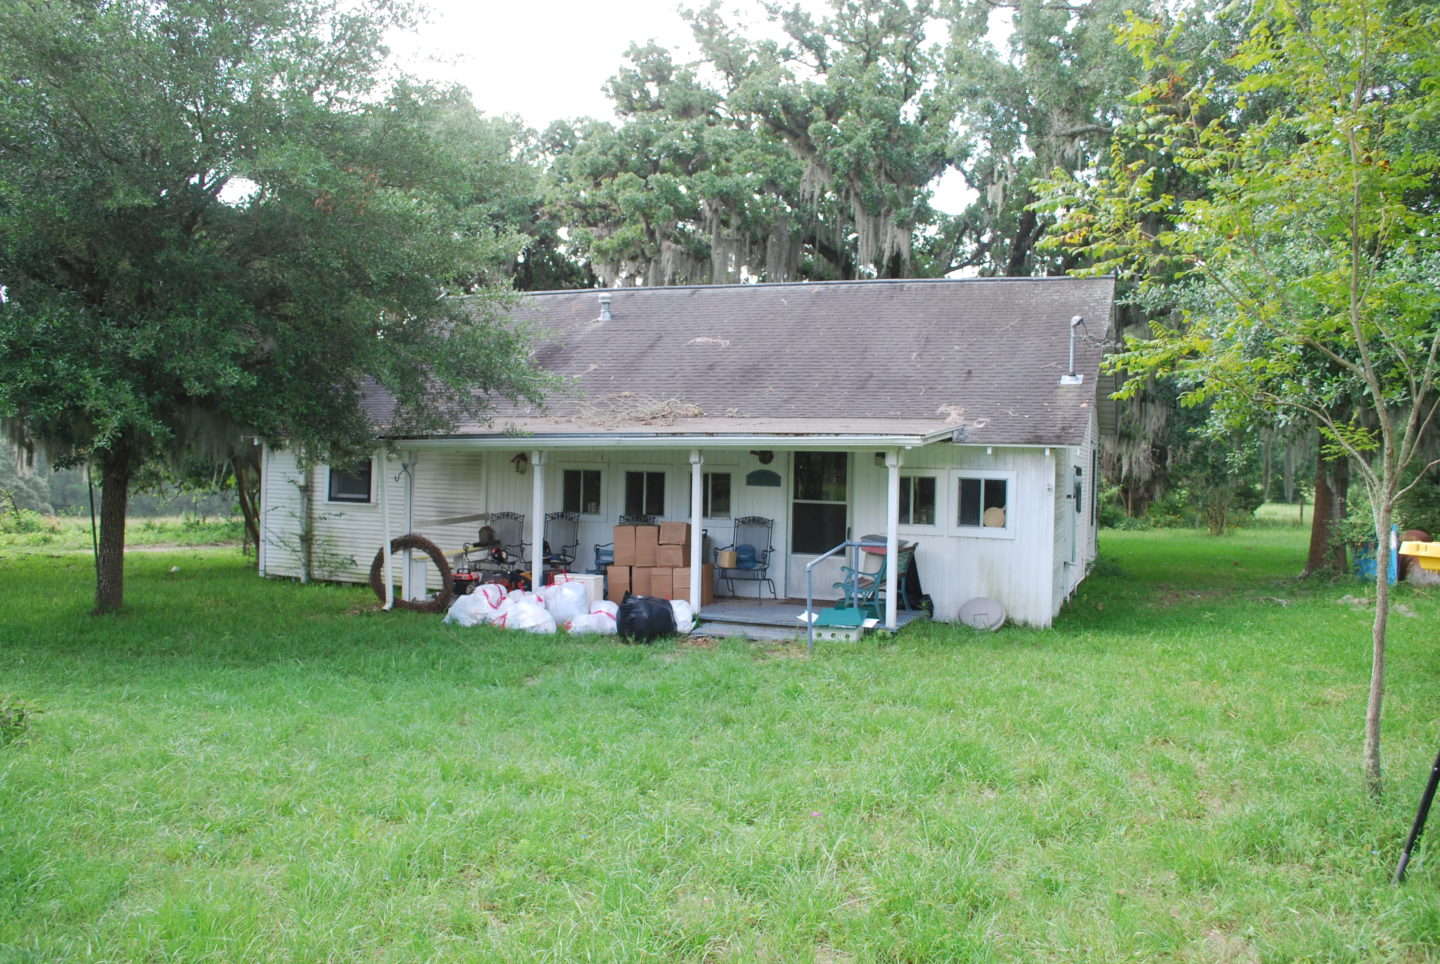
[374,276,1115,448]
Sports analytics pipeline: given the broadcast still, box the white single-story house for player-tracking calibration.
[257,276,1115,628]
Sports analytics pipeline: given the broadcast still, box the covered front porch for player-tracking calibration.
[381,434,945,633]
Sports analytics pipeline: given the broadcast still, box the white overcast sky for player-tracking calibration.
[394,0,722,126]
[393,0,972,213]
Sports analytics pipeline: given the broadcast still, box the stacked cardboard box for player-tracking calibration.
[608,522,712,603]
[657,521,691,568]
[634,525,659,567]
[671,564,716,605]
[606,565,631,603]
[612,525,637,566]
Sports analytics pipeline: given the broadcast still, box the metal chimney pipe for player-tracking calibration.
[598,292,613,321]
[1060,315,1084,385]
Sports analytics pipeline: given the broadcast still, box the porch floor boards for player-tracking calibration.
[694,596,929,642]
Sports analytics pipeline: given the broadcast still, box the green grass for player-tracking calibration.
[0,513,242,552]
[1250,500,1312,528]
[2,530,1439,962]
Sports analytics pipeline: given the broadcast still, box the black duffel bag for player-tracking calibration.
[617,593,677,643]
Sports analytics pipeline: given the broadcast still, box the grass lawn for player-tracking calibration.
[2,527,1439,962]
[0,515,244,553]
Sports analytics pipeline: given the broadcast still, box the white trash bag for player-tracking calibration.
[501,600,557,634]
[547,580,590,626]
[491,593,524,623]
[566,611,618,635]
[476,583,508,609]
[589,599,619,620]
[669,599,695,633]
[443,592,493,628]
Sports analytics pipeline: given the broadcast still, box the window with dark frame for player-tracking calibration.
[703,472,731,519]
[328,460,373,503]
[792,451,848,554]
[624,471,665,517]
[957,476,1008,528]
[563,469,602,516]
[899,475,937,526]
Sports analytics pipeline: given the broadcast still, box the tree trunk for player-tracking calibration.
[1005,204,1039,277]
[233,453,261,555]
[94,447,131,614]
[1303,449,1349,576]
[1327,456,1349,571]
[1304,452,1331,576]
[1261,433,1273,502]
[1364,496,1393,798]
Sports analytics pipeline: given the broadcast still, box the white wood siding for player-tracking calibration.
[850,445,1057,626]
[259,447,303,578]
[259,447,396,584]
[1050,409,1101,617]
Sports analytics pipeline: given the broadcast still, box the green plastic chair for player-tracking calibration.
[834,543,915,616]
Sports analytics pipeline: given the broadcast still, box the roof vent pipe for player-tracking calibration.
[598,292,613,321]
[1059,315,1084,385]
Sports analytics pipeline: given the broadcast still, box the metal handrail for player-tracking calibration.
[805,536,886,652]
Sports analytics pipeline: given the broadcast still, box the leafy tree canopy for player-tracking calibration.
[0,0,554,610]
[1035,0,1440,794]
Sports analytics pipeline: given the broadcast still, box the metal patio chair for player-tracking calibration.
[486,511,528,568]
[543,511,579,574]
[715,516,777,599]
[592,513,659,575]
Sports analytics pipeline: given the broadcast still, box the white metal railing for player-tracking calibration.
[804,536,887,652]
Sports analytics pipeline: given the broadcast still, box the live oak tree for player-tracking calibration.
[1037,0,1440,795]
[546,0,957,285]
[939,0,1148,277]
[0,0,550,613]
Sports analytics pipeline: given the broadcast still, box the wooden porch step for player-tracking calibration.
[693,597,927,643]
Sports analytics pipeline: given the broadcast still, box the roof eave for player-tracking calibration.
[379,430,954,450]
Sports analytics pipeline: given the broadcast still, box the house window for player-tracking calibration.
[956,474,1009,529]
[703,472,731,519]
[563,469,602,516]
[328,460,373,503]
[792,451,848,554]
[625,471,665,517]
[899,475,937,526]
[1074,466,1084,515]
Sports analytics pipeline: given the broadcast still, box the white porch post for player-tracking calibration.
[399,455,414,601]
[379,453,393,610]
[885,449,901,630]
[689,449,704,610]
[530,450,547,588]
[401,454,427,601]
